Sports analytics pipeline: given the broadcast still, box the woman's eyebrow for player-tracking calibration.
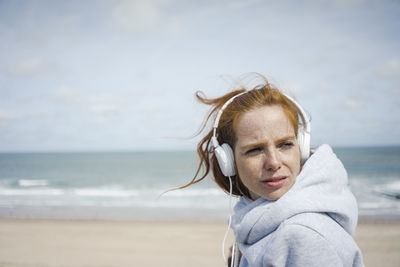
[239,142,264,151]
[274,135,296,144]
[239,135,296,151]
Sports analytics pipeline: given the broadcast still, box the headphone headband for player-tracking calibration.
[283,94,311,134]
[211,92,246,148]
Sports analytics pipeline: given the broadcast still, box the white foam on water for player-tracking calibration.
[382,180,400,192]
[0,187,64,196]
[72,187,140,197]
[18,179,48,187]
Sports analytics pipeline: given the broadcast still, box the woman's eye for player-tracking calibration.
[246,147,262,154]
[280,141,294,148]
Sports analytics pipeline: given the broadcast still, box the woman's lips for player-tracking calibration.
[261,176,287,188]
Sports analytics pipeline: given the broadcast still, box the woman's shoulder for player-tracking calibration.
[278,212,350,241]
[262,215,343,267]
[269,212,363,266]
[274,213,335,243]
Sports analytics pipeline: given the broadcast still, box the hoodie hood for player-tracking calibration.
[231,144,358,245]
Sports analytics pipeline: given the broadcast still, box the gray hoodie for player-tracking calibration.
[231,144,364,267]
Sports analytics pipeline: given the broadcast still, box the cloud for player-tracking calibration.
[344,99,363,109]
[377,59,400,77]
[86,93,128,124]
[109,0,185,37]
[51,86,84,105]
[389,86,400,105]
[329,0,366,8]
[0,110,24,121]
[89,104,118,116]
[0,110,25,129]
[51,87,124,123]
[111,0,162,31]
[7,58,54,77]
[226,0,262,9]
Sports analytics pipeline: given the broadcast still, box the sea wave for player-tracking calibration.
[0,187,64,196]
[380,180,400,192]
[0,176,399,220]
[18,179,48,187]
[0,185,224,198]
[0,184,231,211]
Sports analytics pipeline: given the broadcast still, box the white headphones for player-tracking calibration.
[211,91,311,177]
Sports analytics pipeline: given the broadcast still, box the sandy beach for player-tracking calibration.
[0,218,399,267]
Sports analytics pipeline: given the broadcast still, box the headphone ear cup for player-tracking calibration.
[297,129,310,162]
[214,143,236,177]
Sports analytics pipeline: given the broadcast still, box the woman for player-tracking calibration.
[182,75,364,266]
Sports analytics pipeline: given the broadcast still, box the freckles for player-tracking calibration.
[238,158,257,179]
[248,158,264,177]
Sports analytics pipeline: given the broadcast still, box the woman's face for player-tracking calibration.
[234,105,301,200]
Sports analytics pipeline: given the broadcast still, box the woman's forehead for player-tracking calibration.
[235,105,295,142]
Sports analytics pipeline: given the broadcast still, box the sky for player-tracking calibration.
[0,0,399,152]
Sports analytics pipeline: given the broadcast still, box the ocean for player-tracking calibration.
[0,146,399,221]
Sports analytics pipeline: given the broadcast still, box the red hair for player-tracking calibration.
[181,75,302,198]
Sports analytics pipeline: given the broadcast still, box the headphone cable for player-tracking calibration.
[222,176,238,267]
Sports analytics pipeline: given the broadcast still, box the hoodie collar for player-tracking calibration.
[231,144,358,245]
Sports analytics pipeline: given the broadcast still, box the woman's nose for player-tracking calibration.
[264,148,281,171]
